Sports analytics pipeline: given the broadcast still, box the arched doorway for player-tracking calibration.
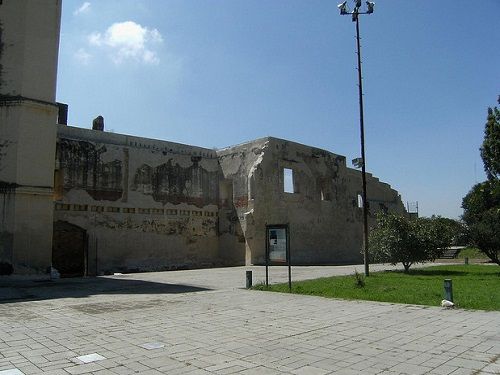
[52,221,87,277]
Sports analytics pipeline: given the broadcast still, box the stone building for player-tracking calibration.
[0,0,405,279]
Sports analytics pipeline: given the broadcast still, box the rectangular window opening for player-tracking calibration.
[357,194,363,208]
[284,168,294,193]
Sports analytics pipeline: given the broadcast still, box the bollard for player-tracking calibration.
[246,270,252,289]
[464,257,469,265]
[444,279,453,302]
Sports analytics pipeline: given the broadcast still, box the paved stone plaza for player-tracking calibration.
[1,265,499,374]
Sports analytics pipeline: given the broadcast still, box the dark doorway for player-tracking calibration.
[52,221,87,277]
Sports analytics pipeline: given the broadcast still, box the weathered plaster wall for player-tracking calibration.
[0,0,60,277]
[218,137,405,266]
[54,126,224,274]
[0,0,61,102]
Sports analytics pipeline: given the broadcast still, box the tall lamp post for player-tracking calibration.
[338,1,375,277]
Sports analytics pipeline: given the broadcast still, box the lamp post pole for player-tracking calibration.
[355,16,370,277]
[338,1,374,276]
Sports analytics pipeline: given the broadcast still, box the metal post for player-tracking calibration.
[444,279,453,302]
[95,237,98,276]
[355,16,370,277]
[246,270,252,288]
[265,226,269,287]
[287,225,291,292]
[464,257,469,265]
[265,265,269,287]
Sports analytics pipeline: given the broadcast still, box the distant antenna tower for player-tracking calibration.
[406,201,419,219]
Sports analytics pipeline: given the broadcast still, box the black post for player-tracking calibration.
[355,15,370,277]
[246,270,253,288]
[444,279,453,302]
[265,227,269,287]
[287,225,291,292]
[95,237,98,276]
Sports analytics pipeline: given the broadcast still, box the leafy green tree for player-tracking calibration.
[461,98,500,265]
[369,214,453,272]
[430,216,468,246]
[461,180,500,265]
[480,103,500,180]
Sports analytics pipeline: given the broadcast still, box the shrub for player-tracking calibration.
[369,214,453,272]
[353,269,365,288]
[462,180,500,265]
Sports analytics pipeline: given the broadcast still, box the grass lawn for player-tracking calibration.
[253,265,500,311]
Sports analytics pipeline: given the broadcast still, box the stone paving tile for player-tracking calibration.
[0,370,24,375]
[480,361,500,374]
[0,265,499,375]
[290,365,331,375]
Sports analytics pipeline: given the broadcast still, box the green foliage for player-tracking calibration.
[462,179,500,265]
[430,216,468,246]
[480,106,500,180]
[369,214,453,272]
[457,247,489,259]
[353,269,365,288]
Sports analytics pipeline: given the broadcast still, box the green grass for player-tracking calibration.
[253,265,500,311]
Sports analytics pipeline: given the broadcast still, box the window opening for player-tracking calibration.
[283,168,294,193]
[357,194,363,208]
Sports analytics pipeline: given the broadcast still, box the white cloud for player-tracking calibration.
[88,21,163,65]
[73,2,91,16]
[74,48,92,65]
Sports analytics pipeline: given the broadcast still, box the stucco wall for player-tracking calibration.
[0,0,61,102]
[54,126,223,274]
[218,137,406,266]
[0,0,60,277]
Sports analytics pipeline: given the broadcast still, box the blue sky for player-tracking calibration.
[56,0,500,219]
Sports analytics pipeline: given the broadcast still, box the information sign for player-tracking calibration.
[265,224,291,290]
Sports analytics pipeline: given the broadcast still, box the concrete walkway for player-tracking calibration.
[0,264,499,374]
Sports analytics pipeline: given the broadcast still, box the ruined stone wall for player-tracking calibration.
[218,137,406,266]
[50,127,406,273]
[217,139,269,265]
[54,126,224,274]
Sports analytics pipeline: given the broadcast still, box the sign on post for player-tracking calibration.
[265,224,291,291]
[268,227,287,263]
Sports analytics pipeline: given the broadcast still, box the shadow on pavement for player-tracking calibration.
[0,276,210,303]
[391,269,469,277]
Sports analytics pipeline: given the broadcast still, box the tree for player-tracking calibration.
[369,214,453,272]
[461,98,500,266]
[480,104,500,180]
[461,180,500,265]
[429,216,468,246]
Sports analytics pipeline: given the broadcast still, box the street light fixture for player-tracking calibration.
[338,1,375,277]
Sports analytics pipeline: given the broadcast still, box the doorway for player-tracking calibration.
[52,221,87,277]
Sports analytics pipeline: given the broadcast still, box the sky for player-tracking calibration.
[56,0,500,219]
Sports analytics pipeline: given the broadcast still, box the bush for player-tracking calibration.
[430,216,468,246]
[462,180,500,265]
[369,214,453,272]
[353,269,365,288]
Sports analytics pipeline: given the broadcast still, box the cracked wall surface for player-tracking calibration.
[54,125,224,274]
[218,137,406,265]
[52,129,406,274]
[0,0,60,277]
